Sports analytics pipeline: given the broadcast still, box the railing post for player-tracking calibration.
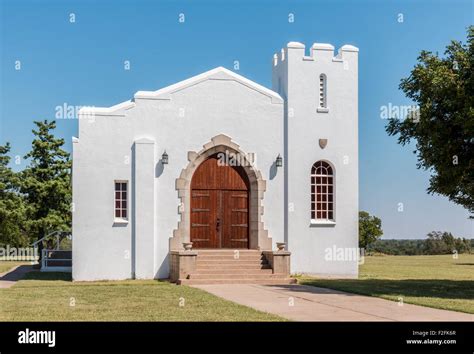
[42,249,47,269]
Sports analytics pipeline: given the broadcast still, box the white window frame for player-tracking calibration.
[114,180,129,223]
[310,161,335,225]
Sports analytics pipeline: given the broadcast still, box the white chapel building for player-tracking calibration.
[72,41,359,283]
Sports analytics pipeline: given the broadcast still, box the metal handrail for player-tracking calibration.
[32,230,71,249]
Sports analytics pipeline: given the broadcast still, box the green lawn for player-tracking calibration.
[299,254,474,314]
[0,261,29,274]
[0,272,283,321]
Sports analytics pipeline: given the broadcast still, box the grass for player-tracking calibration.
[3,255,472,319]
[0,261,29,274]
[299,254,474,314]
[0,272,284,321]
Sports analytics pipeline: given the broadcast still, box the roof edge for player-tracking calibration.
[134,66,283,104]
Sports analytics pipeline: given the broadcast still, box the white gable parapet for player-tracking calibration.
[78,100,136,118]
[134,67,283,104]
[76,67,284,125]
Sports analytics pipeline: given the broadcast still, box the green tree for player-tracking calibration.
[424,231,450,254]
[0,143,28,247]
[386,26,474,215]
[21,120,72,259]
[454,237,471,254]
[359,211,383,249]
[441,231,456,251]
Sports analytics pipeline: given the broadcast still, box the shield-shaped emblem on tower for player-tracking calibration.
[319,139,328,149]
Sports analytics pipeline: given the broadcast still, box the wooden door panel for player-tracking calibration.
[190,190,218,248]
[191,155,249,190]
[222,191,249,248]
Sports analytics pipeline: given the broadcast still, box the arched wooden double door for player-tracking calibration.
[190,154,250,249]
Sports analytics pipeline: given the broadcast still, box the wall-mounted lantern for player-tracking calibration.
[162,150,169,165]
[276,154,283,167]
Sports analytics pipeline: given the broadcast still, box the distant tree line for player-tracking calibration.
[367,231,472,256]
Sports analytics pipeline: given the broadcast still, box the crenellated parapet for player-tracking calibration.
[273,41,359,67]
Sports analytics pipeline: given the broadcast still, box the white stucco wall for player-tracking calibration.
[72,68,285,281]
[272,42,359,277]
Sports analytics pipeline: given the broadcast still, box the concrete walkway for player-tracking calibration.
[193,284,474,321]
[0,265,34,288]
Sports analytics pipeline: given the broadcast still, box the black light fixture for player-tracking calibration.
[276,154,283,167]
[162,150,169,164]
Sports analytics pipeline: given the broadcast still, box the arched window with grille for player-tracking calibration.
[319,74,327,108]
[311,161,334,220]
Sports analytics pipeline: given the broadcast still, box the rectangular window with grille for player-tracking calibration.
[114,181,128,220]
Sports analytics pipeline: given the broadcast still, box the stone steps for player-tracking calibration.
[176,249,294,285]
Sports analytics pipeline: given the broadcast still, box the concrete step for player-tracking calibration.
[196,264,272,270]
[196,263,271,272]
[197,250,261,255]
[196,257,267,264]
[192,269,273,275]
[178,278,297,285]
[196,255,265,261]
[196,260,268,266]
[189,273,287,280]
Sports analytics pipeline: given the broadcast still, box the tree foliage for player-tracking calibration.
[20,120,72,245]
[359,211,383,249]
[424,231,471,255]
[0,143,28,247]
[386,26,474,215]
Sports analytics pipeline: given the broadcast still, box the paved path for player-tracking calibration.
[0,265,34,288]
[193,284,474,321]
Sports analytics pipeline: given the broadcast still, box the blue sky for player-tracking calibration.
[1,0,472,239]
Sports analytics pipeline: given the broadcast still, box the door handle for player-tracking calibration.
[216,218,220,232]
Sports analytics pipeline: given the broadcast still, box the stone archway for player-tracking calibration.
[170,134,272,251]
